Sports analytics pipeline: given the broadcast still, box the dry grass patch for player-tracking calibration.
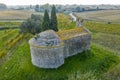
[57,27,86,40]
[0,10,34,20]
[75,10,120,22]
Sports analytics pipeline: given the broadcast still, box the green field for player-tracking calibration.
[0,22,22,29]
[84,21,120,80]
[0,13,120,80]
[75,10,120,22]
[84,21,120,53]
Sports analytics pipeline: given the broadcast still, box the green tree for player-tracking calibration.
[42,10,50,31]
[50,5,58,31]
[19,14,43,34]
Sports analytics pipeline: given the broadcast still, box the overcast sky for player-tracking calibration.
[0,0,120,5]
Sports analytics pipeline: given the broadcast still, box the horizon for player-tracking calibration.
[0,0,120,6]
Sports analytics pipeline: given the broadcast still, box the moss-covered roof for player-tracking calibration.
[57,27,87,40]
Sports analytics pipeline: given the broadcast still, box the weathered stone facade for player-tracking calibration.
[29,27,91,68]
[63,33,91,58]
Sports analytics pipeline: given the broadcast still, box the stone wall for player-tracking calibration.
[29,27,91,68]
[63,33,91,58]
[29,30,65,68]
[30,45,64,68]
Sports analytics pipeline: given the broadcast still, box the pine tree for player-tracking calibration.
[42,10,50,31]
[50,5,58,31]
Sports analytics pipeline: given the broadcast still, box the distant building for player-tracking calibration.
[0,3,7,10]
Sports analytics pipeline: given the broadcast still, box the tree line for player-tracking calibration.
[20,5,58,34]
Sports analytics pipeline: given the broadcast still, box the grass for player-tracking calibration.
[67,71,98,80]
[57,14,75,30]
[0,22,21,29]
[57,27,86,40]
[0,29,18,47]
[84,21,120,53]
[104,63,120,80]
[0,29,20,58]
[0,22,21,26]
[0,13,120,80]
[84,21,120,35]
[0,24,120,80]
[0,40,119,80]
[84,20,120,80]
[92,33,120,52]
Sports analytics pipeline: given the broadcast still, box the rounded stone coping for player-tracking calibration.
[29,42,64,49]
[59,33,89,41]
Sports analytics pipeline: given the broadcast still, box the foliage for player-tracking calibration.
[42,10,51,31]
[0,30,16,40]
[0,41,119,80]
[0,22,21,30]
[0,22,21,26]
[57,14,75,30]
[50,5,58,31]
[0,12,120,80]
[68,71,98,80]
[19,14,43,34]
[105,64,120,80]
[84,20,120,79]
[7,34,24,50]
[0,49,6,58]
[0,29,22,58]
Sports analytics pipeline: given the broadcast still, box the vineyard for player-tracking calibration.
[84,21,120,53]
[0,29,18,57]
[0,29,32,64]
[0,14,120,80]
[0,22,21,30]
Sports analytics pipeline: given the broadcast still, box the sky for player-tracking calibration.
[0,0,120,5]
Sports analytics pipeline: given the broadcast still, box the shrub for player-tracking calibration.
[1,30,13,40]
[7,35,23,49]
[19,14,43,34]
[5,39,13,46]
[4,34,20,46]
[68,71,98,80]
[0,49,6,58]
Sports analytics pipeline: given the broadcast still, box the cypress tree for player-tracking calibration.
[50,5,58,31]
[42,10,50,31]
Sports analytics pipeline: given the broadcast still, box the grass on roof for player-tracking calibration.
[57,27,87,40]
